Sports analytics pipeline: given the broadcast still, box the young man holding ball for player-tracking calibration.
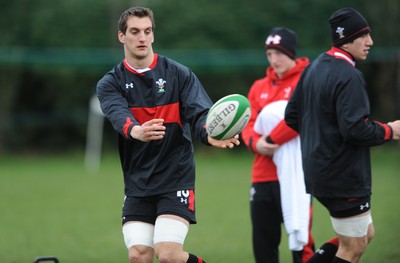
[97,6,239,263]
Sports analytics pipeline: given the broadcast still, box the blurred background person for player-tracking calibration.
[241,27,315,263]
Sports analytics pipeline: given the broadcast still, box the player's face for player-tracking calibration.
[118,16,154,60]
[266,49,296,78]
[344,33,373,61]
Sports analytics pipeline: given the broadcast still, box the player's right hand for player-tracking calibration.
[130,119,166,142]
[256,134,279,156]
[208,134,240,149]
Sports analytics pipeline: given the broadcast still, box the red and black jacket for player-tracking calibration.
[241,57,309,183]
[97,54,212,197]
[285,47,392,198]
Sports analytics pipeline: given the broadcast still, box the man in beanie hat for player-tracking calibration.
[265,27,297,59]
[285,7,400,263]
[329,7,371,48]
[242,27,315,263]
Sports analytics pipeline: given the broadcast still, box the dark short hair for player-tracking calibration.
[118,6,155,34]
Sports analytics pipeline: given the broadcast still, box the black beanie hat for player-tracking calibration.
[265,27,297,60]
[329,7,371,47]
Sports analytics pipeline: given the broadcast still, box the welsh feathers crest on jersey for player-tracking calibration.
[156,78,166,93]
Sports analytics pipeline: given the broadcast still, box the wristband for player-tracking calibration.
[265,136,275,144]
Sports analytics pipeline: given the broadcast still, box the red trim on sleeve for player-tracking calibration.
[376,122,393,140]
[129,102,182,127]
[123,117,134,138]
[269,120,298,145]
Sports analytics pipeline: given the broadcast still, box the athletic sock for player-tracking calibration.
[187,253,206,263]
[332,256,351,263]
[306,237,339,263]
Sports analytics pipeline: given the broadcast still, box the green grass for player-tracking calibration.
[1,143,399,263]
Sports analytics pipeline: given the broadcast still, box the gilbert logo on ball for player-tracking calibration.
[206,94,251,140]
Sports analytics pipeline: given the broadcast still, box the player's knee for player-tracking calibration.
[156,249,183,263]
[127,245,154,263]
[154,241,185,263]
[353,237,369,259]
[127,247,141,263]
[337,237,367,261]
[358,236,369,251]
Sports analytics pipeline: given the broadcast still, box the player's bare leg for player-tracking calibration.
[127,245,154,263]
[335,223,374,263]
[154,215,205,263]
[153,215,188,263]
[154,242,188,263]
[333,212,374,263]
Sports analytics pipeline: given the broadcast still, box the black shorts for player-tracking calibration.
[122,190,197,225]
[316,196,371,218]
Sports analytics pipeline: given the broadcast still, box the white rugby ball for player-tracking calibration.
[206,94,251,140]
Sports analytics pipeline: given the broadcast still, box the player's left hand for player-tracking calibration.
[388,120,400,140]
[208,134,240,149]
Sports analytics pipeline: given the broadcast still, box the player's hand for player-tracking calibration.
[208,134,240,149]
[130,119,166,142]
[256,135,279,156]
[388,120,400,140]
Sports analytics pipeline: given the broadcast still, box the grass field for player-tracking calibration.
[1,143,399,263]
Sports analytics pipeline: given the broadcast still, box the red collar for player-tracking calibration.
[123,54,159,74]
[326,47,355,67]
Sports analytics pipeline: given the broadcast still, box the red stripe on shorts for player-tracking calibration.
[188,190,195,212]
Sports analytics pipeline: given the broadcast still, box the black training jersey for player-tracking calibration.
[285,47,392,198]
[97,54,212,197]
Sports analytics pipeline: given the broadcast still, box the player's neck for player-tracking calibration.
[125,52,154,69]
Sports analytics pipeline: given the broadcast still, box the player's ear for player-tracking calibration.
[340,43,351,53]
[118,31,126,44]
[150,32,155,44]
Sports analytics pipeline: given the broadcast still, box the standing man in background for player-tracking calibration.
[285,7,400,263]
[241,27,315,263]
[97,6,240,263]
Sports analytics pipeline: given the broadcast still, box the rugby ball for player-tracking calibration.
[206,94,251,140]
